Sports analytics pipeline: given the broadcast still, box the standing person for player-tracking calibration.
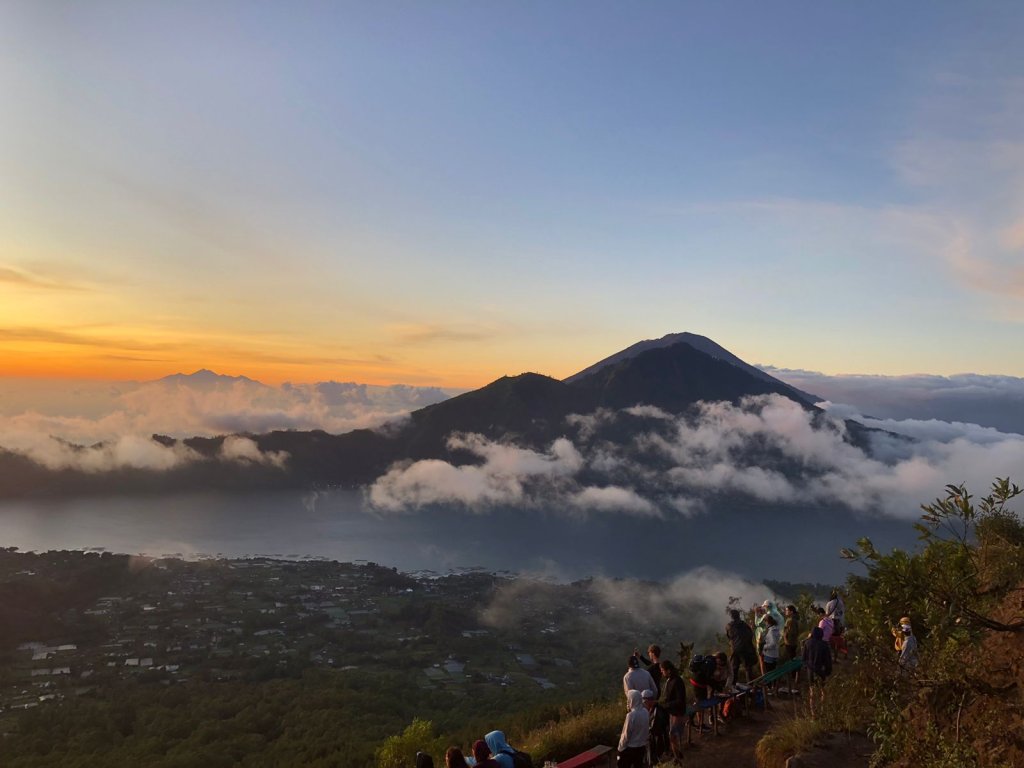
[825,589,846,635]
[642,689,670,765]
[617,690,650,768]
[634,644,663,696]
[623,654,657,700]
[659,660,687,765]
[687,653,716,733]
[781,605,800,694]
[815,607,834,644]
[445,748,470,768]
[726,609,758,683]
[897,618,918,674]
[802,627,832,718]
[417,753,436,768]
[753,604,767,674]
[825,589,848,659]
[761,616,782,693]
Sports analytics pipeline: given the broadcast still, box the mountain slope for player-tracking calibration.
[566,332,820,404]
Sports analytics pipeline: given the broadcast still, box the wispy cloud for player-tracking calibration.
[387,323,496,345]
[0,265,85,291]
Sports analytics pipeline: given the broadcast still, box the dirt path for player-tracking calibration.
[653,697,873,768]
[676,704,790,768]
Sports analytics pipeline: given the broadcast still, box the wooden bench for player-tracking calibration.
[555,744,615,768]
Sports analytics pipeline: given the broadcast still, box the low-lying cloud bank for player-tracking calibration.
[482,567,788,643]
[0,433,288,473]
[0,372,451,472]
[764,367,1024,436]
[368,394,1024,519]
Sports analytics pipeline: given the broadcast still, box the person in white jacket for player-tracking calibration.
[622,655,657,700]
[761,616,782,694]
[617,689,650,768]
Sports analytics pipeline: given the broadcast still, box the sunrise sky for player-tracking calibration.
[2,1,1023,388]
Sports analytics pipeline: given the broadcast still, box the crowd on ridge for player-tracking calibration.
[414,589,919,768]
[614,588,918,767]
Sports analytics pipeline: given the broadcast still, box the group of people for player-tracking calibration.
[416,731,524,768]
[618,590,854,765]
[418,590,922,768]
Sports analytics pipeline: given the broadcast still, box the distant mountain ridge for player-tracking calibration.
[0,333,866,498]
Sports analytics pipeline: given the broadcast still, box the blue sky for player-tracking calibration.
[1,1,1022,386]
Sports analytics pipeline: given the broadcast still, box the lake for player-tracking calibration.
[0,490,917,582]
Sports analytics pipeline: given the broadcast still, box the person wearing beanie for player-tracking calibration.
[623,654,657,700]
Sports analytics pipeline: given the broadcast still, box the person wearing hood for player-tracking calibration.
[802,627,832,718]
[483,731,519,768]
[617,690,650,768]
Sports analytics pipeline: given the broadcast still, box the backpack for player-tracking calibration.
[688,654,716,686]
[504,749,533,768]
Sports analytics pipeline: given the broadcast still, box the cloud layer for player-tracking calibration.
[368,394,1024,519]
[765,367,1024,435]
[481,567,786,645]
[0,372,452,472]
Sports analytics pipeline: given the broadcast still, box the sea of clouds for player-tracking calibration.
[2,371,1022,519]
[368,394,1024,520]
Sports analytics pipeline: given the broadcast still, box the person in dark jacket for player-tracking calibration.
[634,643,663,696]
[642,688,670,765]
[659,660,687,765]
[416,753,435,768]
[726,609,758,683]
[802,626,833,718]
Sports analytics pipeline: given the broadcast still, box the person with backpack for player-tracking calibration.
[825,589,846,634]
[726,609,758,684]
[802,627,832,718]
[659,660,687,765]
[484,731,531,768]
[623,654,657,700]
[688,653,717,732]
[642,688,670,765]
[617,690,650,768]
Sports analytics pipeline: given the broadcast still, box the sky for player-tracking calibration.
[2,1,1023,390]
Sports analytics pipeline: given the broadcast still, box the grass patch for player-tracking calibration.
[754,714,826,768]
[521,700,624,763]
